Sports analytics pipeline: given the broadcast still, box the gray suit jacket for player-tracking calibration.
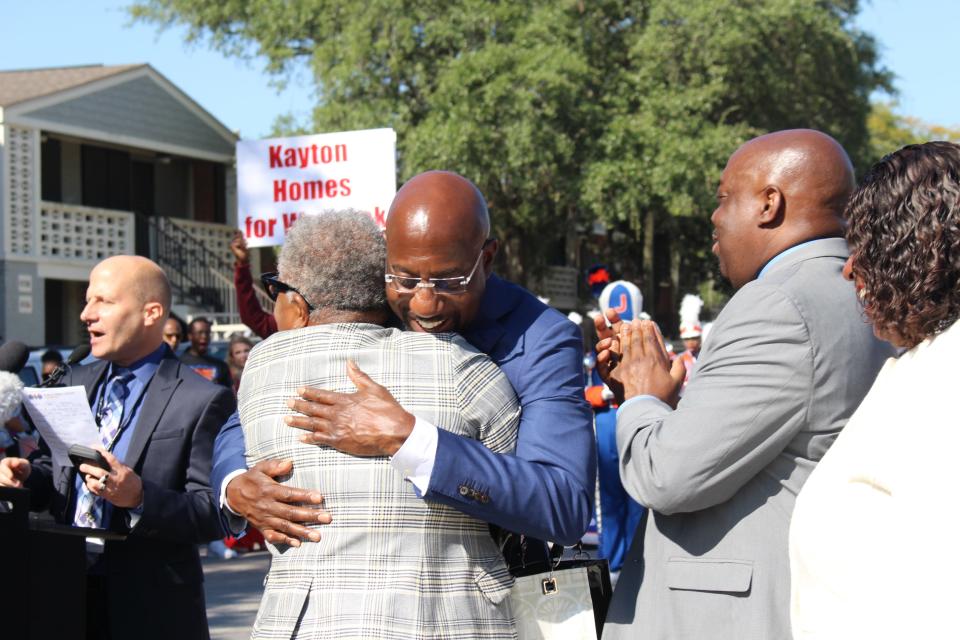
[603,239,895,640]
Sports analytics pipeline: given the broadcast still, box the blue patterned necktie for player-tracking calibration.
[74,371,134,529]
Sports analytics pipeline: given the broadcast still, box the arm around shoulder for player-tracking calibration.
[211,409,247,510]
[427,317,596,543]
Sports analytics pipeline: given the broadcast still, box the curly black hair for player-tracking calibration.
[845,141,960,348]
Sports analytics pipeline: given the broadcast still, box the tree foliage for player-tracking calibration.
[867,102,960,166]
[130,0,889,321]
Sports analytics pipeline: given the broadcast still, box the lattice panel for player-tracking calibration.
[169,218,235,265]
[39,202,134,261]
[6,126,37,256]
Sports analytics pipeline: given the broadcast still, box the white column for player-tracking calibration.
[5,125,39,258]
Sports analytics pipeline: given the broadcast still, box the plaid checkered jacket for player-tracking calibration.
[238,323,521,640]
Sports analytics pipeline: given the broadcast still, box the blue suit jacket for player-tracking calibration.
[212,274,595,543]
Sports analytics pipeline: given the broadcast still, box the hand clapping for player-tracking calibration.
[595,316,686,408]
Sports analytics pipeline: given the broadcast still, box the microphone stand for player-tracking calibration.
[38,363,69,388]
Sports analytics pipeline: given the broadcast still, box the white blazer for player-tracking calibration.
[790,318,960,639]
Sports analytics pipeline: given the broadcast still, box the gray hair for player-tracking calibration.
[277,210,387,320]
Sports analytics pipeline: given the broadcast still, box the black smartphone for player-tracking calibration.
[67,444,109,471]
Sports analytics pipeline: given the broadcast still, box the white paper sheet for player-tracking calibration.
[22,386,99,470]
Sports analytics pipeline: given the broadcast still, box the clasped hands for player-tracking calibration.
[226,360,416,547]
[593,310,686,408]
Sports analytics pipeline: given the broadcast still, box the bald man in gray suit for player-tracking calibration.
[596,130,896,639]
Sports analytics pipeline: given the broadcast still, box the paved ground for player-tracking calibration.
[203,550,270,640]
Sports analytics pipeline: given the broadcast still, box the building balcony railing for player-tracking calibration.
[34,201,273,321]
[38,201,134,262]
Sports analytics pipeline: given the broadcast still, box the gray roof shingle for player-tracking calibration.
[0,64,143,107]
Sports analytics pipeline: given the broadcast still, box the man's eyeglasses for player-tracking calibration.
[260,272,316,311]
[385,249,485,295]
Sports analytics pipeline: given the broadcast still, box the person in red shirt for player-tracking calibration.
[230,231,277,339]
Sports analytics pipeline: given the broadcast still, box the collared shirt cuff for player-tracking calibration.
[220,469,248,536]
[127,503,144,529]
[618,394,673,415]
[221,469,247,516]
[390,417,438,496]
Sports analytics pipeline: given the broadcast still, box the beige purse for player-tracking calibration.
[509,563,599,640]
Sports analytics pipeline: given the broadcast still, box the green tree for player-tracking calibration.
[131,0,889,326]
[132,1,619,282]
[582,1,889,324]
[867,101,960,165]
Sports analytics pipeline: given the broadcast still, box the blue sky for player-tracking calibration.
[855,0,960,127]
[3,0,957,139]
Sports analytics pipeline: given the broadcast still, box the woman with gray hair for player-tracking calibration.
[270,209,391,324]
[240,210,521,639]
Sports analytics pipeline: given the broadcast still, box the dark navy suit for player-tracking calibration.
[28,349,235,640]
[212,274,595,544]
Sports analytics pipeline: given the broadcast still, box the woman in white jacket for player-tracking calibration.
[790,141,960,639]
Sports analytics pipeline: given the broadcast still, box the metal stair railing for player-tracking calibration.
[136,213,274,319]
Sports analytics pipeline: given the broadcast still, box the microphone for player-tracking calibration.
[0,371,24,423]
[0,341,29,374]
[65,344,91,366]
[39,343,91,388]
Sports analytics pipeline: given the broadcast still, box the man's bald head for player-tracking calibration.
[384,171,497,333]
[82,255,172,365]
[711,129,854,288]
[386,171,490,248]
[730,129,855,219]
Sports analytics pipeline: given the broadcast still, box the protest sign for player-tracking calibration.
[236,128,397,247]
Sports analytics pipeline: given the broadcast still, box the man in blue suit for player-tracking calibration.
[214,171,595,549]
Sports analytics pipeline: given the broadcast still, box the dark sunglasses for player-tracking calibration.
[260,272,316,311]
